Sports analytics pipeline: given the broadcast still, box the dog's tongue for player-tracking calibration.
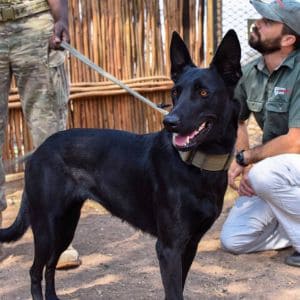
[173,122,207,147]
[174,135,188,146]
[174,131,197,146]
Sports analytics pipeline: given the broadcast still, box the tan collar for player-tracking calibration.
[178,150,233,171]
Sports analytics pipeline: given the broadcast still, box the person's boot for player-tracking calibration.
[285,251,300,267]
[56,244,81,270]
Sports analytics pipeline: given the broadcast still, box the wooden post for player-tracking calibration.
[205,0,215,66]
[182,0,190,46]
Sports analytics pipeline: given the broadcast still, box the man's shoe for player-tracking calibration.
[285,251,300,267]
[56,245,81,270]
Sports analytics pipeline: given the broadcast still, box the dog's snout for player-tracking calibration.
[163,114,181,132]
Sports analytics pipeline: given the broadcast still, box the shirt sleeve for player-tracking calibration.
[289,78,300,128]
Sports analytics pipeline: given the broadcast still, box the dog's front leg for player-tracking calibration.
[156,240,184,300]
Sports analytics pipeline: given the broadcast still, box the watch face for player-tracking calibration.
[236,151,245,166]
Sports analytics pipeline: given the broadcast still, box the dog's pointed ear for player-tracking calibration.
[170,31,196,82]
[210,30,242,86]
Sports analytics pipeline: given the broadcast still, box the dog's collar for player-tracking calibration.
[178,150,233,171]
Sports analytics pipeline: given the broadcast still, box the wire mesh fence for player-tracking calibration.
[220,0,263,146]
[221,0,261,65]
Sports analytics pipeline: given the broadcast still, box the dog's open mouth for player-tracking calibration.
[172,120,213,151]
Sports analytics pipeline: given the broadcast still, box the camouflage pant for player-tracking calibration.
[0,12,69,211]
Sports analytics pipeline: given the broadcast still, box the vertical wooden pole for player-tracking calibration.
[206,0,215,66]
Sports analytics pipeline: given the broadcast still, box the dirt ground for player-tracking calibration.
[0,119,299,300]
[0,179,299,300]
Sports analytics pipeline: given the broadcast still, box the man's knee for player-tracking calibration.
[220,225,250,254]
[248,156,284,196]
[249,155,298,198]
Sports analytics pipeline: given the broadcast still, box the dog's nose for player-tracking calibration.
[163,114,181,132]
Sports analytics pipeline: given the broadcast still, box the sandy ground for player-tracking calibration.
[0,181,299,300]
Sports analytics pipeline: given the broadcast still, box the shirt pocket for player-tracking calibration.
[247,100,264,112]
[263,94,289,143]
[265,95,289,113]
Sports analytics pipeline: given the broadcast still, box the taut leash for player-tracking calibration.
[5,42,169,171]
[60,41,169,116]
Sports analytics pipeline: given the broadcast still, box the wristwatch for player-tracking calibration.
[235,150,248,167]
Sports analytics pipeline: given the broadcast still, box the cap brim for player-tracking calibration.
[250,0,282,22]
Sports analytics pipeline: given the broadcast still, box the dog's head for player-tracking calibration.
[163,30,242,153]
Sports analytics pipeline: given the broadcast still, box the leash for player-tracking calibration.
[7,44,232,172]
[60,41,169,116]
[4,43,169,171]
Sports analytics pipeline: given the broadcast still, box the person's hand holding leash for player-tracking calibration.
[50,19,70,49]
[47,0,70,49]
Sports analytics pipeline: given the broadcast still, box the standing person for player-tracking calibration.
[220,0,300,267]
[0,0,81,269]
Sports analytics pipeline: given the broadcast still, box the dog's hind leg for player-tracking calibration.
[44,203,82,300]
[30,224,53,300]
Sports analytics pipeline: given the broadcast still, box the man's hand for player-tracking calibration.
[228,160,244,190]
[228,160,255,196]
[47,0,69,49]
[49,20,70,49]
[237,167,255,196]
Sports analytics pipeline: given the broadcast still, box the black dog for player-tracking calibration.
[0,30,241,300]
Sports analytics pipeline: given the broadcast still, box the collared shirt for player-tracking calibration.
[235,50,300,143]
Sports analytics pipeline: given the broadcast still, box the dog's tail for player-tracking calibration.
[0,191,30,242]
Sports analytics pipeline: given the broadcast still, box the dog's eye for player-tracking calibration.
[171,88,178,97]
[199,89,208,97]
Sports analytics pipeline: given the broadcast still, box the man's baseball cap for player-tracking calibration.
[250,0,300,35]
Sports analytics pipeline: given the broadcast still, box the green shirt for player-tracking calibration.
[235,50,300,143]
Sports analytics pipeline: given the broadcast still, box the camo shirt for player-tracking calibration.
[235,50,300,143]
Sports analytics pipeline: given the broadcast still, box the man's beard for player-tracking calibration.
[249,27,282,54]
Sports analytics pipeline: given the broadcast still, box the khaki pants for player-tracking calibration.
[0,11,69,211]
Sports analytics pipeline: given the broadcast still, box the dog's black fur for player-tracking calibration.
[0,30,241,300]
